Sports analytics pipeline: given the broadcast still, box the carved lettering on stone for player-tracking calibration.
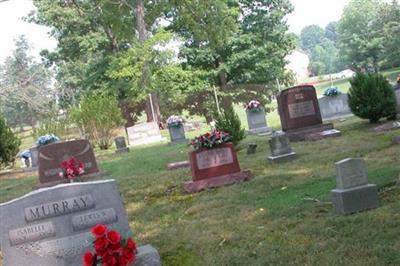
[9,222,55,246]
[25,194,95,222]
[72,208,117,231]
[196,148,234,170]
[288,101,316,119]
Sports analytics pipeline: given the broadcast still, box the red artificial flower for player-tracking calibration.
[83,251,95,266]
[61,161,68,168]
[94,236,109,252]
[122,247,136,263]
[108,230,122,244]
[103,254,118,266]
[126,238,136,250]
[108,242,122,253]
[92,224,108,238]
[117,255,129,266]
[78,161,84,168]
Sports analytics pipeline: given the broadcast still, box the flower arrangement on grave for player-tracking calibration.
[166,115,183,127]
[83,224,137,266]
[245,100,263,112]
[36,133,59,146]
[324,86,342,97]
[59,157,85,182]
[190,130,232,150]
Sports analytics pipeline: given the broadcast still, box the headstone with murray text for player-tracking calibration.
[127,122,164,146]
[331,158,378,214]
[37,139,102,188]
[0,180,161,266]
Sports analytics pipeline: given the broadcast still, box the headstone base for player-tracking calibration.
[247,127,272,136]
[33,171,108,189]
[167,160,190,170]
[268,152,297,163]
[169,139,187,145]
[115,147,130,154]
[183,170,253,193]
[331,184,378,214]
[372,121,400,133]
[305,129,342,141]
[134,245,161,266]
[285,123,334,141]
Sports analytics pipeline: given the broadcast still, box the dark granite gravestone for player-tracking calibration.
[246,108,271,135]
[268,132,296,162]
[0,180,161,266]
[184,143,252,193]
[127,122,164,146]
[277,85,338,141]
[114,136,129,153]
[168,124,186,144]
[37,139,103,188]
[331,158,378,214]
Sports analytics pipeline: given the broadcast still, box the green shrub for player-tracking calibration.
[0,115,21,169]
[33,110,73,140]
[214,108,245,145]
[348,73,397,123]
[71,94,124,149]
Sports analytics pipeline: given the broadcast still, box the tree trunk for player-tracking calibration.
[136,0,161,123]
[119,101,135,128]
[216,58,232,111]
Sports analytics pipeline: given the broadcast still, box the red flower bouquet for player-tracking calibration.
[59,157,85,182]
[83,224,137,266]
[190,130,232,149]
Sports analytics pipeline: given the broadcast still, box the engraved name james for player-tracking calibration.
[72,208,117,231]
[25,194,95,222]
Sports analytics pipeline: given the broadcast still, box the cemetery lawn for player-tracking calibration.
[1,117,399,265]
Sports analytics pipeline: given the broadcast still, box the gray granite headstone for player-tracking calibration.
[246,108,271,135]
[318,94,352,120]
[267,132,296,162]
[168,124,186,143]
[331,158,378,214]
[0,180,161,266]
[114,136,129,153]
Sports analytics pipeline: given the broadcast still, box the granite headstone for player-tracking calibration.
[318,93,352,120]
[0,180,161,266]
[267,132,297,162]
[37,139,101,188]
[168,124,186,144]
[29,145,39,168]
[277,85,337,141]
[127,122,164,146]
[114,136,129,153]
[246,108,271,135]
[331,158,378,214]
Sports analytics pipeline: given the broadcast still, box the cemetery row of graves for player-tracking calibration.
[0,80,399,265]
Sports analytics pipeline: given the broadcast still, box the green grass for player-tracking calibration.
[1,116,399,266]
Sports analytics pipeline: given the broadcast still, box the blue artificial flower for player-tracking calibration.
[36,134,60,146]
[324,86,342,97]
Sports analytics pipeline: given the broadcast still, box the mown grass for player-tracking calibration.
[1,116,399,266]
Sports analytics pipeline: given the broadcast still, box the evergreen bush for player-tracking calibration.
[214,108,245,145]
[348,73,397,123]
[0,115,21,169]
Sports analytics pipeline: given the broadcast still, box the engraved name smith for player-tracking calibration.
[25,194,95,222]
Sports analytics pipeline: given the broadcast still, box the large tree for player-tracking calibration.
[0,35,52,132]
[338,0,400,71]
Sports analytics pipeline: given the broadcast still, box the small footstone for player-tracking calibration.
[247,143,257,155]
[392,136,400,145]
[134,245,161,266]
[305,129,341,141]
[167,160,190,170]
